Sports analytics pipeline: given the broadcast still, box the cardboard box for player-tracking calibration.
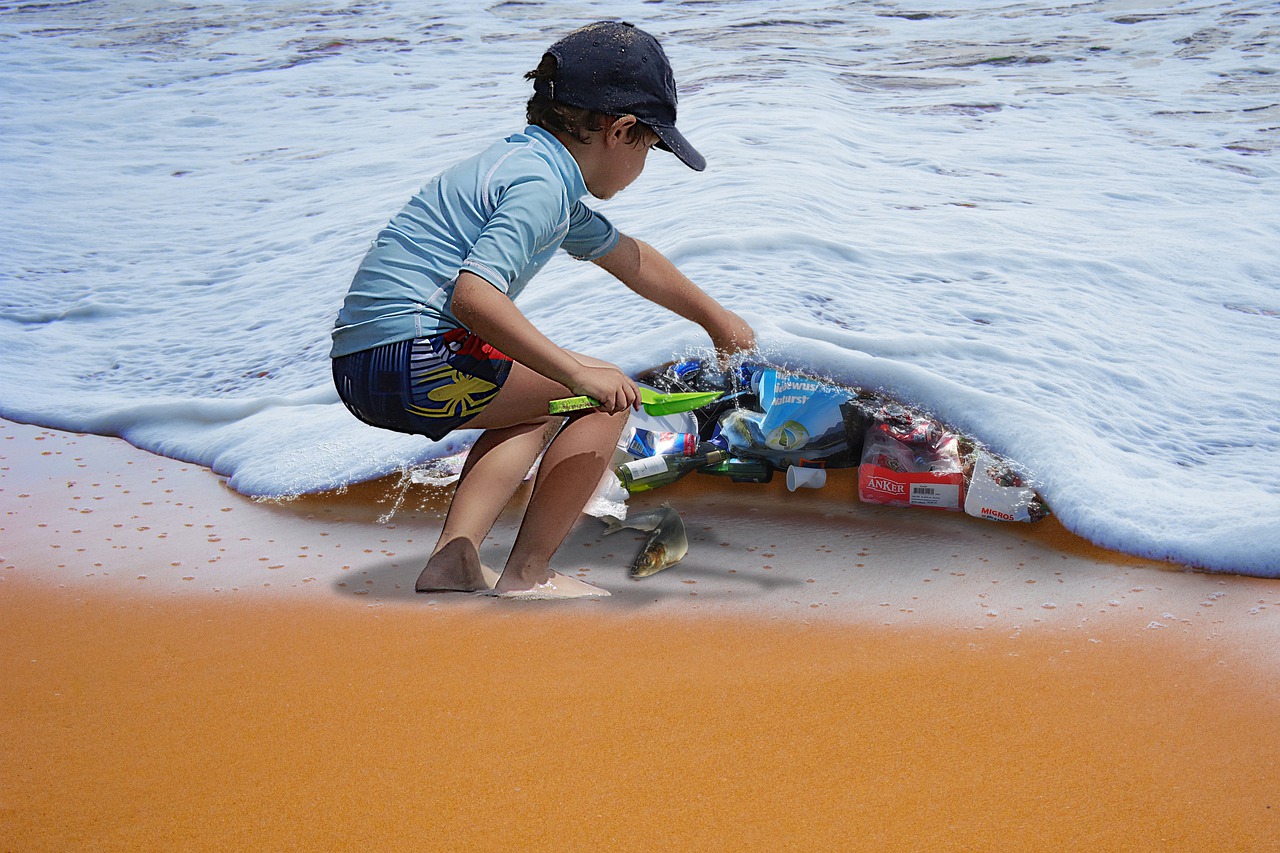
[858,463,965,510]
[857,429,965,511]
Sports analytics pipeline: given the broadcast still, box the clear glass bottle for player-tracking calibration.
[615,449,728,493]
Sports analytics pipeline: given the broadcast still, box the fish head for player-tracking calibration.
[629,543,668,578]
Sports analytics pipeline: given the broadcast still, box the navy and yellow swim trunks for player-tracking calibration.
[332,329,513,440]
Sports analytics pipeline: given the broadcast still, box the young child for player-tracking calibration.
[330,21,754,599]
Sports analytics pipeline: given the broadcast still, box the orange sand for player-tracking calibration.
[4,583,1278,851]
[3,420,1280,849]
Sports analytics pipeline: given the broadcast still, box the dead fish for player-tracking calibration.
[600,504,676,535]
[601,503,688,579]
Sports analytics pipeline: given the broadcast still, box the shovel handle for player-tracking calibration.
[549,389,721,416]
[549,395,600,415]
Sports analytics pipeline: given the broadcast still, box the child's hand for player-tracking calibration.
[571,364,642,413]
[708,309,756,368]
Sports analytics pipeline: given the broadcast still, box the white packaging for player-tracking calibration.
[616,386,698,455]
[963,450,1041,522]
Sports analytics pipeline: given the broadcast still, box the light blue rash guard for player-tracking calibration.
[330,125,620,358]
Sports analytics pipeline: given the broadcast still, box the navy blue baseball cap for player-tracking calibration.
[533,21,705,171]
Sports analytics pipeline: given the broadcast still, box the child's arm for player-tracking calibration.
[449,271,640,413]
[594,235,755,362]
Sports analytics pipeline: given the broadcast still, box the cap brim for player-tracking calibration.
[652,124,705,172]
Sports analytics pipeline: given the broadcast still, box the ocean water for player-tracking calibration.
[2,0,1277,576]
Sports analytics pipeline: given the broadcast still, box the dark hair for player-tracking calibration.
[524,55,658,147]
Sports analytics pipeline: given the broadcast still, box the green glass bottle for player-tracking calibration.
[615,449,728,493]
[696,456,775,484]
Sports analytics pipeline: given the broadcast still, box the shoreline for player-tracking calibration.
[5,418,1277,644]
[4,418,1280,849]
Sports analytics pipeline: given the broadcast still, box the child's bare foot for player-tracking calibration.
[415,539,499,593]
[487,571,610,600]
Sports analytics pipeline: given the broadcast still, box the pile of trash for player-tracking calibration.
[415,360,1051,580]
[606,360,1049,524]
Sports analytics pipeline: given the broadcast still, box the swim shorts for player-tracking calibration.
[331,329,513,440]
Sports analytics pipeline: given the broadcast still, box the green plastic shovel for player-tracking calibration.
[549,387,723,416]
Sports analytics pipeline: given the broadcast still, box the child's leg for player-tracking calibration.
[494,406,628,594]
[418,353,627,595]
[416,419,558,592]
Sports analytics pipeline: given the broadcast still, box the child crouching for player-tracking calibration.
[331,21,754,598]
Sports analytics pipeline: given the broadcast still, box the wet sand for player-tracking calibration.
[3,418,1279,850]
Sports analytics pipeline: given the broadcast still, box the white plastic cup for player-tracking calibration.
[786,465,827,491]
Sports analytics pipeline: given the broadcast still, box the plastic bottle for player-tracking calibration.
[626,429,699,458]
[615,449,728,493]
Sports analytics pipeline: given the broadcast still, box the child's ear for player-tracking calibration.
[606,114,638,146]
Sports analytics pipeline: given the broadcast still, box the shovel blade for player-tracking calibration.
[639,389,723,415]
